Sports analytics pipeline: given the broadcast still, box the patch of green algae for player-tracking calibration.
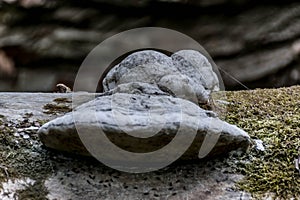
[43,99,72,115]
[223,86,300,199]
[0,95,75,199]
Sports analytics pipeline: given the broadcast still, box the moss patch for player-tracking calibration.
[0,96,75,199]
[0,115,53,198]
[43,100,72,115]
[0,86,299,199]
[223,86,300,199]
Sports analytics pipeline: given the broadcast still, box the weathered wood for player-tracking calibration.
[0,86,299,199]
[0,92,94,121]
[0,91,251,199]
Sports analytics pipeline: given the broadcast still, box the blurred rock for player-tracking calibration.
[216,45,295,86]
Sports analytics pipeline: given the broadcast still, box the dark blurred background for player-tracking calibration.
[0,0,299,91]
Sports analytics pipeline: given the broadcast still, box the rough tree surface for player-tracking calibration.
[0,85,299,199]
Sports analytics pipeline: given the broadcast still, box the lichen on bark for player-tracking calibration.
[223,86,300,199]
[0,86,299,199]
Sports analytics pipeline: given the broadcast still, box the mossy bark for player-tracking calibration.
[0,86,299,199]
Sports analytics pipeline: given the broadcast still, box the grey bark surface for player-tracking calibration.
[0,92,252,200]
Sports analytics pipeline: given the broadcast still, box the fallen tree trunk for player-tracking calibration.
[0,86,299,199]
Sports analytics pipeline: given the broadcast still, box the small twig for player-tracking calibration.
[0,164,9,179]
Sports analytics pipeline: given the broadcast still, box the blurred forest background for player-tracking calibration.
[0,0,299,92]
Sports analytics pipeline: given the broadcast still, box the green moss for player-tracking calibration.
[0,115,53,198]
[0,98,74,197]
[0,98,71,198]
[36,119,49,126]
[0,125,16,182]
[43,97,72,115]
[43,103,72,115]
[222,86,300,199]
